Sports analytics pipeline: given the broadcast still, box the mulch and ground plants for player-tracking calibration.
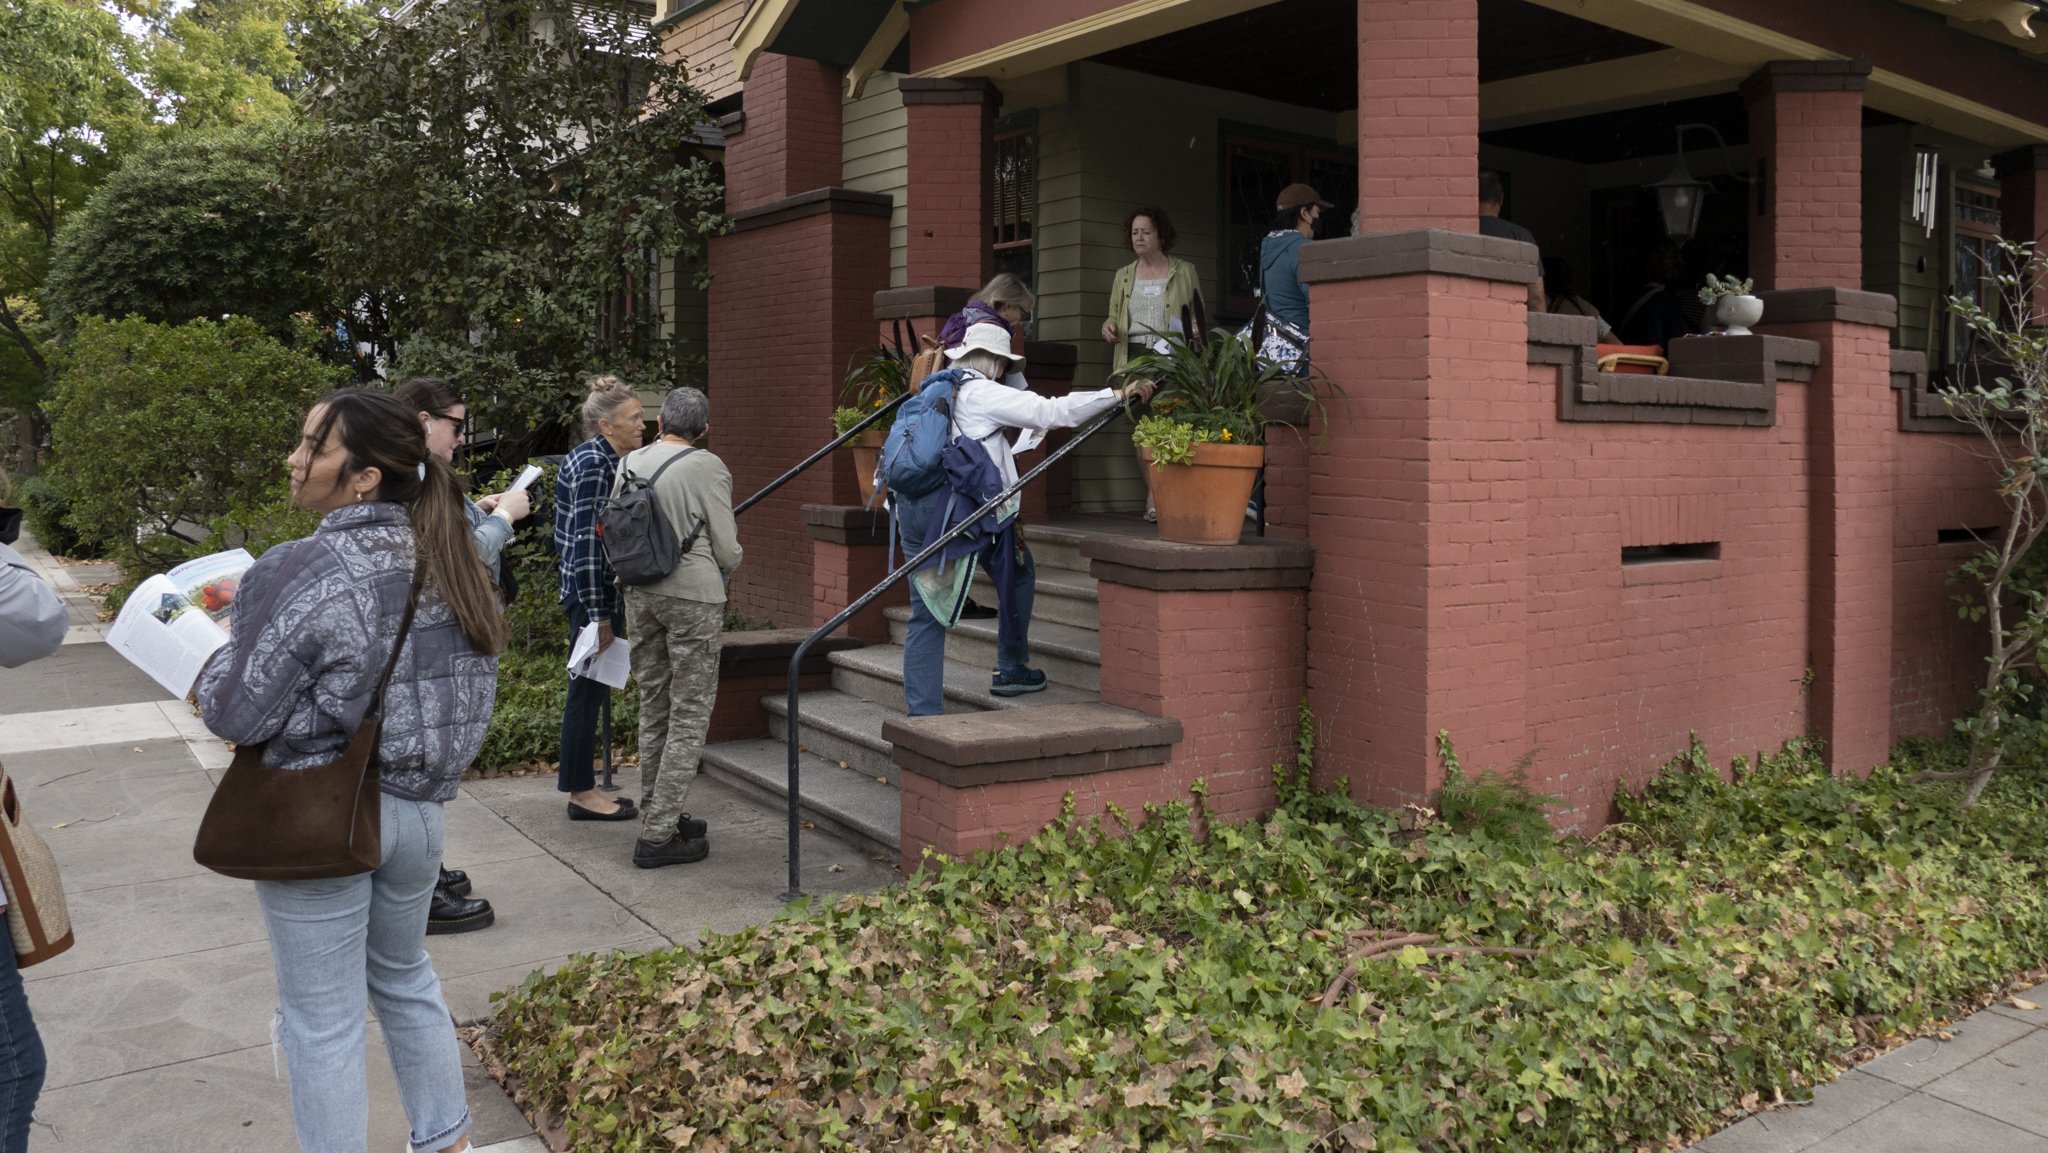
[480,724,2048,1153]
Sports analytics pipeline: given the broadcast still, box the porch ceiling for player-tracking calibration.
[1088,0,1666,114]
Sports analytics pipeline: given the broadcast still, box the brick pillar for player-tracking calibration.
[806,505,893,642]
[1759,290,1897,776]
[709,53,893,628]
[1356,0,1478,234]
[1743,61,1870,292]
[1085,537,1314,823]
[1298,234,1538,807]
[899,77,997,289]
[1995,145,2048,324]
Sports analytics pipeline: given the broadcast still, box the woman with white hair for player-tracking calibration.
[895,323,1154,712]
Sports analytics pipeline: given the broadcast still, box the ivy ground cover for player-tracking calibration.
[486,738,2048,1152]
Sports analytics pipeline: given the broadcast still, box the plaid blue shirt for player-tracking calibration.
[554,435,622,620]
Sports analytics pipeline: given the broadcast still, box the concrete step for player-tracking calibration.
[883,606,1101,692]
[1019,521,1092,573]
[764,690,898,783]
[698,737,898,862]
[970,564,1099,631]
[828,643,1100,714]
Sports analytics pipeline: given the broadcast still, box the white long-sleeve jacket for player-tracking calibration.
[951,371,1122,494]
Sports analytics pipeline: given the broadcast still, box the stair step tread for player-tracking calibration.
[828,645,1099,711]
[699,738,898,858]
[762,690,893,753]
[970,565,1097,600]
[880,606,1101,663]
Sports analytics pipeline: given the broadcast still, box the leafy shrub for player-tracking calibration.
[488,738,2048,1153]
[44,315,339,582]
[10,475,94,558]
[1433,730,1560,847]
[43,124,325,337]
[472,460,636,769]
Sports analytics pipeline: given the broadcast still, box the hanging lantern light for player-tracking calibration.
[1646,128,1712,241]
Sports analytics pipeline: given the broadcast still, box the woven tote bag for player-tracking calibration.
[0,761,74,967]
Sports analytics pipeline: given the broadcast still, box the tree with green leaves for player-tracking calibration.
[44,123,324,335]
[0,0,152,462]
[45,314,344,578]
[1913,239,2048,806]
[290,0,726,453]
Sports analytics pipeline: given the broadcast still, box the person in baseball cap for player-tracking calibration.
[1260,183,1330,337]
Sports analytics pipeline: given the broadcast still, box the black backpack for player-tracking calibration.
[598,448,705,586]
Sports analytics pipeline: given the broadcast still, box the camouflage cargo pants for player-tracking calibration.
[625,589,723,841]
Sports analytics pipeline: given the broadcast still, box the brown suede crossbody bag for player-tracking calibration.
[193,569,423,881]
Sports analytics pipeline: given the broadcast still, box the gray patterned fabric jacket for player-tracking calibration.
[196,502,499,803]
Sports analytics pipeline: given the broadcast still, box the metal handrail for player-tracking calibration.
[734,391,909,517]
[777,401,1130,899]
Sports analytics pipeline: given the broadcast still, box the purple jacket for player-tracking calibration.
[937,300,1014,349]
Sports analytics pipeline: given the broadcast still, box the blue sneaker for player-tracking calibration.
[990,666,1048,697]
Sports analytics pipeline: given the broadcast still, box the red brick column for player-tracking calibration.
[1085,537,1313,823]
[723,54,845,209]
[1760,289,1899,775]
[1297,232,1539,807]
[708,54,893,628]
[1356,0,1478,234]
[805,504,893,642]
[899,78,997,290]
[1743,61,1870,292]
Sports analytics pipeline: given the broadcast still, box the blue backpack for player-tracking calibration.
[880,368,967,499]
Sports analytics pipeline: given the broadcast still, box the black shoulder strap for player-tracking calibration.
[623,446,698,492]
[366,564,427,721]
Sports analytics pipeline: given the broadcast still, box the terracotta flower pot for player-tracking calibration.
[847,428,887,507]
[1140,441,1264,545]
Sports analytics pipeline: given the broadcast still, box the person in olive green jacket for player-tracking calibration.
[1101,206,1205,519]
[611,385,742,869]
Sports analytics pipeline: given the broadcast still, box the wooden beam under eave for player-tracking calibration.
[910,0,1282,81]
[1480,50,1747,132]
[1515,0,2048,148]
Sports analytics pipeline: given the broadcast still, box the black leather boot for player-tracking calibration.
[437,866,471,897]
[426,887,494,934]
[633,834,709,869]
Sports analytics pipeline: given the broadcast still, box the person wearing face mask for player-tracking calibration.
[195,388,506,1153]
[1260,183,1329,345]
[1103,207,1205,522]
[553,375,645,822]
[392,376,531,934]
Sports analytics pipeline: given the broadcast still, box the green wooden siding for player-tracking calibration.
[842,72,908,289]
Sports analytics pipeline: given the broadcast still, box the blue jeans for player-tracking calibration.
[558,599,624,793]
[254,793,470,1153]
[896,490,1035,716]
[0,938,44,1153]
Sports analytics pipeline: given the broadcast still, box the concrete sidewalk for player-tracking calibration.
[1690,984,2048,1152]
[0,530,897,1151]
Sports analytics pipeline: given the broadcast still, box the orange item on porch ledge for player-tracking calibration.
[1595,343,1670,375]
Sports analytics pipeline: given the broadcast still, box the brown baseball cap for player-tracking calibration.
[1276,183,1334,212]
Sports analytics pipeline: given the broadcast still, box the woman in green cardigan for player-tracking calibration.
[1100,206,1204,519]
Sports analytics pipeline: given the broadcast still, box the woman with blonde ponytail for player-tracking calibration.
[196,388,501,1153]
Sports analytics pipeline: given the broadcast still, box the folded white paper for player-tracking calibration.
[566,621,632,689]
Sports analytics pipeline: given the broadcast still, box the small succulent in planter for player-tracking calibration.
[1698,274,1764,336]
[1696,273,1756,306]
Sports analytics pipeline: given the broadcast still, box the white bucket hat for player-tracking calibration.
[945,321,1024,366]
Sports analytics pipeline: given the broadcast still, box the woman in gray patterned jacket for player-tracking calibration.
[196,388,506,1153]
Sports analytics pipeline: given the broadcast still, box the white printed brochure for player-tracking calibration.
[106,549,252,699]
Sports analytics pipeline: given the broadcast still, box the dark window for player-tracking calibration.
[992,124,1036,291]
[1219,130,1356,318]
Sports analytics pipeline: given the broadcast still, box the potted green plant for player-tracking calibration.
[1698,273,1762,335]
[837,345,911,506]
[1114,333,1326,545]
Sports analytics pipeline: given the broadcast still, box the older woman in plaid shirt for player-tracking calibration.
[553,375,644,820]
